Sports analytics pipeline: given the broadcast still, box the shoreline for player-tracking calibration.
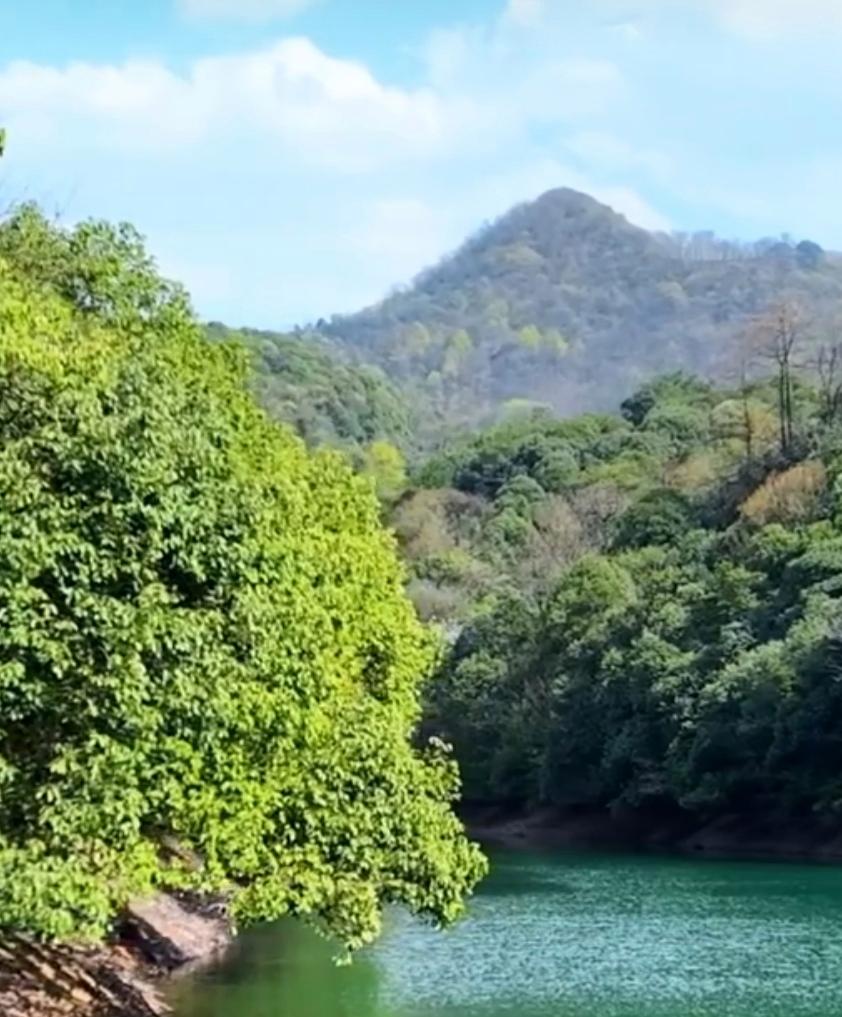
[462,804,842,863]
[0,892,232,1017]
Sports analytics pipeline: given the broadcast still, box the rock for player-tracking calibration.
[0,891,234,1017]
[0,933,165,1016]
[123,893,232,973]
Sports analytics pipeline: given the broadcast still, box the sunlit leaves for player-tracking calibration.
[0,212,485,946]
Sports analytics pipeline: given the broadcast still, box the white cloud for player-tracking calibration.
[0,59,200,150]
[0,36,625,175]
[503,0,546,27]
[178,0,316,22]
[0,40,466,170]
[589,0,842,38]
[424,27,472,89]
[709,0,842,38]
[0,16,674,323]
[608,20,644,41]
[517,58,624,121]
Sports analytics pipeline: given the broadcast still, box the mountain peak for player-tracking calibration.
[460,185,654,268]
[532,187,618,215]
[325,190,842,432]
[503,186,647,237]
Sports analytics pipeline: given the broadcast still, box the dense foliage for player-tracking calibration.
[206,322,409,458]
[0,205,485,947]
[323,188,842,438]
[417,359,842,824]
[394,373,734,622]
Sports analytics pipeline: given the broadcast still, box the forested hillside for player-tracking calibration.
[206,322,409,455]
[324,189,842,436]
[198,190,842,836]
[411,351,842,824]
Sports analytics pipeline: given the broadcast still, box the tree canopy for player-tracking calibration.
[205,322,410,458]
[412,358,842,824]
[0,205,485,948]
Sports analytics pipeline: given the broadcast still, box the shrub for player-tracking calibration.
[740,461,827,526]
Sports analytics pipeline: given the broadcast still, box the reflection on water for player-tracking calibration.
[169,919,389,1017]
[170,850,842,1017]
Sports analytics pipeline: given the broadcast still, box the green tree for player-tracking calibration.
[613,489,697,549]
[0,215,485,948]
[362,440,408,502]
[442,329,473,378]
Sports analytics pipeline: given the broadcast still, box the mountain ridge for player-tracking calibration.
[317,187,842,438]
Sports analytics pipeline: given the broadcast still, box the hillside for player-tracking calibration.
[205,321,409,455]
[412,366,842,822]
[323,189,842,436]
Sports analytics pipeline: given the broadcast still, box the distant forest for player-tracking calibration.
[231,189,842,831]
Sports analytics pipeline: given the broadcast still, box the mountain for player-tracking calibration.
[321,188,842,437]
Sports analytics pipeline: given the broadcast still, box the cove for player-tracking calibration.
[169,849,842,1017]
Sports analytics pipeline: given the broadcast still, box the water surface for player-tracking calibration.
[171,850,842,1017]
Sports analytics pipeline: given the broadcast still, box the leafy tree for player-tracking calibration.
[362,440,408,502]
[613,489,697,549]
[0,214,485,948]
[739,462,827,526]
[621,373,713,428]
[796,239,824,270]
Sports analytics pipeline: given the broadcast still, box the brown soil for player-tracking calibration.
[0,892,232,1017]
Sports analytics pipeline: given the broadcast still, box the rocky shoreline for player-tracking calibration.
[0,892,233,1017]
[9,804,842,1016]
[464,804,842,862]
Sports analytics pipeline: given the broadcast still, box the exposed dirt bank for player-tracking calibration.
[0,892,232,1017]
[464,804,842,862]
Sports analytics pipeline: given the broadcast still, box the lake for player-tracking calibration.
[169,849,842,1017]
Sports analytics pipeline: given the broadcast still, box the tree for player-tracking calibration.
[812,342,842,427]
[710,397,777,460]
[0,214,485,948]
[795,239,824,270]
[739,462,827,526]
[442,329,473,378]
[752,302,803,453]
[620,373,712,428]
[362,440,407,502]
[613,489,696,549]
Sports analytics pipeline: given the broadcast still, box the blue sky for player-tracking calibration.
[2,0,842,327]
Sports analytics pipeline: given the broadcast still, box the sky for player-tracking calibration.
[2,0,842,327]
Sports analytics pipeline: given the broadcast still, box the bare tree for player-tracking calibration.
[751,301,803,453]
[810,341,842,427]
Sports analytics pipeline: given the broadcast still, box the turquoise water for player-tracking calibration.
[170,850,842,1016]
